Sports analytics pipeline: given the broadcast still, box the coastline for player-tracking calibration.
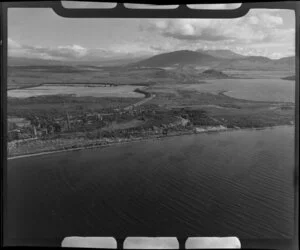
[7,124,293,160]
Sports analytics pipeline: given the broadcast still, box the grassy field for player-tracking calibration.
[8,95,140,118]
[8,64,293,90]
[143,88,294,127]
[7,65,174,89]
[8,87,294,131]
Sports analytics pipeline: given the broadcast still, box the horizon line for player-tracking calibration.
[7,48,295,63]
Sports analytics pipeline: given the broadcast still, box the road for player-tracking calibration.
[124,93,156,110]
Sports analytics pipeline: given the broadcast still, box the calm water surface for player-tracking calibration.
[6,126,295,246]
[186,79,295,102]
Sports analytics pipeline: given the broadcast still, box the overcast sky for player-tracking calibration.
[8,5,295,61]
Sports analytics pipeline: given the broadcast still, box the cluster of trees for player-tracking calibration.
[134,88,151,98]
[7,126,34,142]
[84,127,151,140]
[223,116,274,128]
[172,108,220,126]
[7,131,19,141]
[142,111,178,129]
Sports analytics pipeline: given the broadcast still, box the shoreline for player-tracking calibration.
[218,90,295,105]
[7,125,294,160]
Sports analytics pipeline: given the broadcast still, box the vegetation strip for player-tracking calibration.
[7,127,233,160]
[8,125,294,160]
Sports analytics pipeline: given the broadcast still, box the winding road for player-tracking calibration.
[124,93,156,110]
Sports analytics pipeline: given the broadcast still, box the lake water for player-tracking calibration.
[185,79,295,103]
[6,126,295,246]
[7,84,145,98]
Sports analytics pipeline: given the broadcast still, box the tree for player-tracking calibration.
[53,123,61,133]
[163,128,168,136]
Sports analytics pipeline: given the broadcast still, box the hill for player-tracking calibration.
[215,56,295,71]
[132,50,295,72]
[130,50,223,68]
[8,49,295,72]
[273,56,295,70]
[198,49,246,59]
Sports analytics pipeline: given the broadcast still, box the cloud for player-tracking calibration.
[108,43,153,55]
[58,45,88,57]
[260,13,283,27]
[7,38,155,61]
[8,9,294,61]
[32,44,88,59]
[8,38,21,49]
[142,9,288,44]
[8,38,92,60]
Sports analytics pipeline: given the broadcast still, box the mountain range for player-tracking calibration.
[196,49,246,59]
[131,50,295,71]
[7,56,146,67]
[8,49,295,72]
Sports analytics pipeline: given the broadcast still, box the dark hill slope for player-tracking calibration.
[131,50,222,68]
[132,50,295,71]
[198,49,246,59]
[216,56,295,71]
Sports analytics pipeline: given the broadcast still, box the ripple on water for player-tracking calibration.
[7,126,295,245]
